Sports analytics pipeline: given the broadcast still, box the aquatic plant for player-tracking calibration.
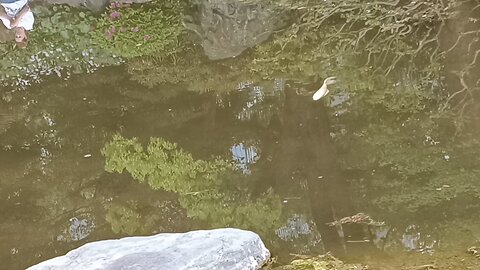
[91,0,184,58]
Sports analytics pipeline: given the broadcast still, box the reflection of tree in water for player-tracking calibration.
[102,135,283,237]
[251,0,480,123]
[0,70,217,268]
[104,200,191,235]
[2,0,480,268]
[438,0,480,130]
[244,0,480,255]
[127,46,252,93]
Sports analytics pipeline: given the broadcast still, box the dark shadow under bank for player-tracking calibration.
[256,85,375,257]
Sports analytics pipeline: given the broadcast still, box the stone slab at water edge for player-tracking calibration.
[27,228,270,270]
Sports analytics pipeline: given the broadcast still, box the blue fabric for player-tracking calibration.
[0,0,21,3]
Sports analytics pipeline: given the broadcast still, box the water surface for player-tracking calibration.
[1,1,480,269]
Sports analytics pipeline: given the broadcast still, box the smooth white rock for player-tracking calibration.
[28,228,270,270]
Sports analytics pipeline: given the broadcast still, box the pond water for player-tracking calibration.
[1,1,480,269]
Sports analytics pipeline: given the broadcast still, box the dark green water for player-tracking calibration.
[1,1,480,269]
[1,65,478,269]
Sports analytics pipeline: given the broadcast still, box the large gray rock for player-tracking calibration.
[28,228,270,270]
[186,0,285,60]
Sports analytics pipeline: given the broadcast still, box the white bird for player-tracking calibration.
[312,77,337,101]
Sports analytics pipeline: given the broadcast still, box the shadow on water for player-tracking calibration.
[257,85,375,258]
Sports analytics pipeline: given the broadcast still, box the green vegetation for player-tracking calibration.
[0,5,121,87]
[0,1,184,88]
[92,0,183,58]
[102,135,283,236]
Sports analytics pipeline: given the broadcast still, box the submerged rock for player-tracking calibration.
[27,228,270,270]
